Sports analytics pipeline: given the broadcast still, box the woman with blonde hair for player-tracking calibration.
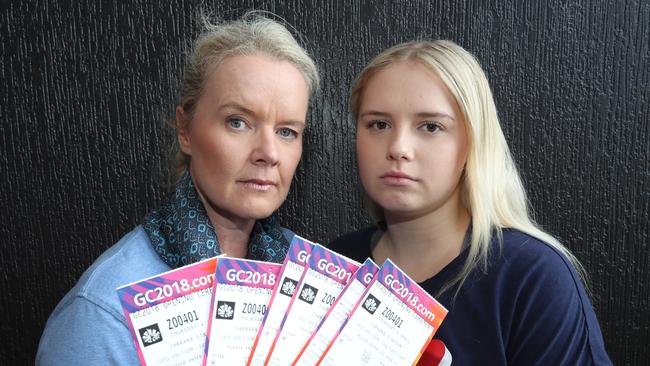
[37,12,319,365]
[329,40,611,364]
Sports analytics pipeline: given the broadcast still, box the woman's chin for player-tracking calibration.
[203,195,283,223]
[371,196,417,214]
[236,202,281,221]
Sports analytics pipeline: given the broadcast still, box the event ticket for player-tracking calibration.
[293,258,379,366]
[265,245,361,365]
[203,258,281,366]
[116,257,218,366]
[246,235,318,366]
[318,259,448,366]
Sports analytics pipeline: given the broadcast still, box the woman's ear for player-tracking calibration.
[176,106,192,155]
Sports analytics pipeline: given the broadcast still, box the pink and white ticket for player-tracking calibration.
[116,257,218,366]
[246,235,318,366]
[318,259,448,366]
[293,258,379,366]
[265,244,360,366]
[203,257,281,366]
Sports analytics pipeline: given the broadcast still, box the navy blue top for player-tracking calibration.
[328,228,612,366]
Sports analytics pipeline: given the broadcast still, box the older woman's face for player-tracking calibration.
[177,54,309,223]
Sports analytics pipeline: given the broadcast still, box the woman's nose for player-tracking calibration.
[387,129,413,161]
[251,128,280,166]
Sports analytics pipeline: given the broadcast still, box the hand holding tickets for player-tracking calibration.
[117,237,448,366]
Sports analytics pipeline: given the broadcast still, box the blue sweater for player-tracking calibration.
[328,228,612,365]
[36,225,294,365]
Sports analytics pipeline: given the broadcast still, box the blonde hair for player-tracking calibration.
[350,40,588,297]
[173,11,320,177]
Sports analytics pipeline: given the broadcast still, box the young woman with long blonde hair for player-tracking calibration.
[329,40,611,365]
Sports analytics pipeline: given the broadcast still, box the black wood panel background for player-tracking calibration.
[1,0,648,364]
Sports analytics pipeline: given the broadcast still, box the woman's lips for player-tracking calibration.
[239,179,276,191]
[380,171,416,186]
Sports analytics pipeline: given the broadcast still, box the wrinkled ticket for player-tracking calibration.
[266,244,360,365]
[318,259,448,366]
[246,235,318,366]
[294,258,379,366]
[116,257,218,366]
[203,257,281,366]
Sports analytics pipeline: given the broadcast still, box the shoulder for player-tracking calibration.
[491,229,612,365]
[41,227,169,340]
[494,230,587,298]
[498,229,576,273]
[71,226,170,320]
[36,295,139,365]
[327,227,376,262]
[38,226,169,364]
[492,229,586,313]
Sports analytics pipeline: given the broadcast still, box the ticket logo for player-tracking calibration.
[138,323,163,347]
[298,283,319,304]
[362,293,381,314]
[215,301,236,320]
[280,278,299,297]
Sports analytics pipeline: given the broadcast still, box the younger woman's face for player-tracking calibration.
[356,61,469,221]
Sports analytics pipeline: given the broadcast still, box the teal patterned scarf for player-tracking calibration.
[143,171,290,268]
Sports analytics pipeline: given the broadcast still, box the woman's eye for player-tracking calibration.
[421,122,441,133]
[369,120,390,130]
[227,118,246,130]
[277,127,298,139]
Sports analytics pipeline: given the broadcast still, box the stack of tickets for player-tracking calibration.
[117,235,448,366]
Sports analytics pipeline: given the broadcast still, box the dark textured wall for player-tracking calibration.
[1,0,648,364]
